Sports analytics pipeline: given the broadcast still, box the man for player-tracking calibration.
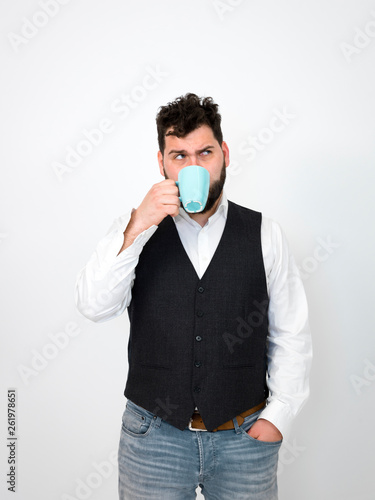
[75,93,312,500]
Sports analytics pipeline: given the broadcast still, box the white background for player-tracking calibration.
[1,1,375,499]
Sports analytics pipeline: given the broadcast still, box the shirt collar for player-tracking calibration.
[174,190,228,227]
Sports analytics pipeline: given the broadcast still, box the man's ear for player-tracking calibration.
[222,141,230,167]
[157,151,164,176]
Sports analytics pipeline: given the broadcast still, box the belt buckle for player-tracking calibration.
[188,418,207,431]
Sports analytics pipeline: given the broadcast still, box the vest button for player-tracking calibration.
[194,386,201,393]
[194,361,202,368]
[195,335,202,342]
[198,287,204,293]
[196,310,204,317]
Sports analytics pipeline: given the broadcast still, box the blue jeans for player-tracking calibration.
[118,400,282,500]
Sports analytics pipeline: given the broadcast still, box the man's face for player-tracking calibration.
[157,125,230,214]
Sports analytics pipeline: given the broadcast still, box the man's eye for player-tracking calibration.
[175,154,185,160]
[201,150,211,156]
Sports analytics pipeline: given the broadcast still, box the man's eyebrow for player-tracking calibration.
[168,149,187,156]
[197,145,215,153]
[167,145,215,156]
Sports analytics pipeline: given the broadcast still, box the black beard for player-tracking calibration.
[201,159,226,213]
[164,159,226,214]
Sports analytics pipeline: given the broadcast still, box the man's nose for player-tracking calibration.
[189,155,201,166]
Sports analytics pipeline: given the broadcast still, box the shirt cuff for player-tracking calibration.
[100,210,158,267]
[121,224,158,257]
[257,398,293,439]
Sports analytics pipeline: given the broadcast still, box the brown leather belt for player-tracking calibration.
[188,401,266,432]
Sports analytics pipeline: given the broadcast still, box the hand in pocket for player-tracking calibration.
[247,418,282,442]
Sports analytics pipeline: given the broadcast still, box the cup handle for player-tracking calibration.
[175,181,182,202]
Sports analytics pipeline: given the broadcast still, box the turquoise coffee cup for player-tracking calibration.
[176,165,210,213]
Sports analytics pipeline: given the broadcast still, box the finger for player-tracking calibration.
[158,178,179,189]
[152,182,179,197]
[164,204,180,217]
[158,195,181,207]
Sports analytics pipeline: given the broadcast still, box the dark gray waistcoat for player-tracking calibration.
[125,200,269,431]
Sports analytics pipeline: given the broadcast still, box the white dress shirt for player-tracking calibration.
[75,191,312,437]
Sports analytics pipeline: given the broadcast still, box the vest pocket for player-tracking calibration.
[130,331,172,369]
[139,362,170,369]
[221,335,257,368]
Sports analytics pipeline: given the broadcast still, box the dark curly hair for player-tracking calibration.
[156,93,223,153]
